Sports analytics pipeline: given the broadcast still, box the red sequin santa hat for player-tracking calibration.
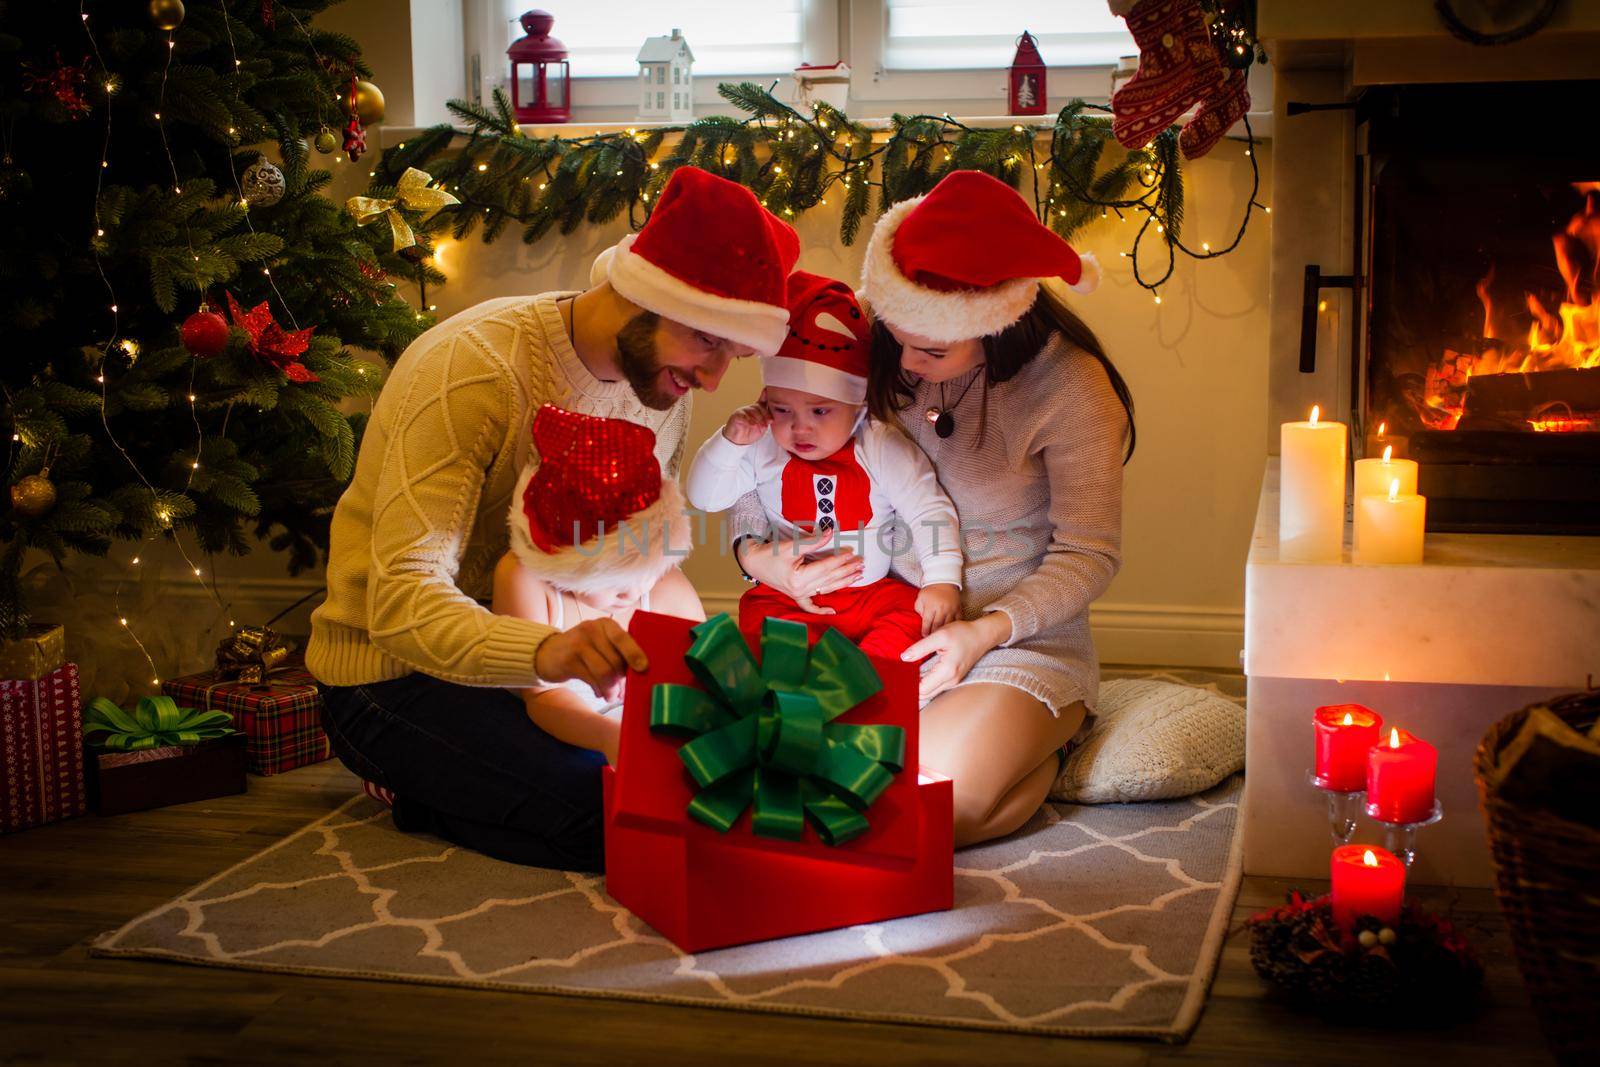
[507,405,691,596]
[589,166,801,357]
[860,170,1100,345]
[761,271,871,404]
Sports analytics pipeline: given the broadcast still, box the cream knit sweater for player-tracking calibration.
[305,294,689,689]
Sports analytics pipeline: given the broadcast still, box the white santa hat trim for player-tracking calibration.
[861,196,1100,345]
[507,468,693,597]
[599,233,791,357]
[760,355,867,405]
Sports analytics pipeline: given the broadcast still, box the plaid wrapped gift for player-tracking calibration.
[1,663,87,833]
[161,665,329,776]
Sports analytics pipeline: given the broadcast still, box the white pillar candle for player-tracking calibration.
[1280,405,1347,562]
[1352,446,1419,551]
[1355,479,1427,564]
[1354,446,1419,501]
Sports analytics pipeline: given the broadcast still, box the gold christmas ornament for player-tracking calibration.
[313,128,339,154]
[10,472,57,518]
[148,0,185,32]
[350,80,385,124]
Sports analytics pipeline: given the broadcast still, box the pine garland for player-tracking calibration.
[371,83,1263,297]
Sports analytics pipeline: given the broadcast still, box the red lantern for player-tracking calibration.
[1008,30,1046,116]
[509,10,570,125]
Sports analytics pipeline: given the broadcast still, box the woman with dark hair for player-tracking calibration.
[735,170,1134,847]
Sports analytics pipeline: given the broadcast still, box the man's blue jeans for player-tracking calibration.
[320,673,605,871]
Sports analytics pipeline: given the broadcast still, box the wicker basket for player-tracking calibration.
[1474,690,1600,1067]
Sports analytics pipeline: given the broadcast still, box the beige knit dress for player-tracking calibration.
[736,331,1126,715]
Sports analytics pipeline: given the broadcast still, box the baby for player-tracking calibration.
[494,405,703,765]
[686,271,962,659]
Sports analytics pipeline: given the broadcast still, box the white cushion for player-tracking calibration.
[1051,678,1245,804]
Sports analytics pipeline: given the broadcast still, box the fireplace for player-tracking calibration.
[1355,82,1600,533]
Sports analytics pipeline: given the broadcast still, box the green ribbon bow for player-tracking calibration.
[83,696,235,752]
[649,614,906,847]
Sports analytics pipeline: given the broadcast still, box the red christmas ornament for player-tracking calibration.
[180,306,230,358]
[224,291,318,381]
[342,114,367,161]
[1007,31,1046,116]
[21,52,93,119]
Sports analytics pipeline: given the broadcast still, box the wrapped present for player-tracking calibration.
[84,696,247,815]
[161,649,329,776]
[604,612,953,952]
[0,623,66,681]
[1,662,86,833]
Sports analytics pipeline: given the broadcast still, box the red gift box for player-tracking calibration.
[1,663,87,833]
[161,665,329,776]
[603,611,953,952]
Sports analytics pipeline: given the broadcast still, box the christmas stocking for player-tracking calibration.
[1180,67,1250,159]
[1110,0,1225,150]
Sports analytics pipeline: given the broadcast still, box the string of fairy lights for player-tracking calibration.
[404,86,1268,309]
[78,1,238,686]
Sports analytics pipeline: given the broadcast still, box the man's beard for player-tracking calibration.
[615,311,677,411]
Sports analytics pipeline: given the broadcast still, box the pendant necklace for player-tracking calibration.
[924,371,982,439]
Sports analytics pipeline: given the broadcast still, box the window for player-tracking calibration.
[656,66,664,85]
[512,1,808,78]
[656,91,664,109]
[883,0,1133,70]
[673,92,680,110]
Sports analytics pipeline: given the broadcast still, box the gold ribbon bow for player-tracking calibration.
[213,625,295,685]
[346,168,460,252]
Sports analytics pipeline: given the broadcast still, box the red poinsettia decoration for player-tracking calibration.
[225,292,318,382]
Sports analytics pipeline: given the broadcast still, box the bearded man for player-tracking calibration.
[305,167,799,869]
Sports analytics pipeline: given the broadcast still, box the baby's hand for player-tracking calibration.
[916,583,961,637]
[722,398,771,446]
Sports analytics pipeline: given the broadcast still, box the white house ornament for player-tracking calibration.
[637,29,694,122]
[240,158,286,207]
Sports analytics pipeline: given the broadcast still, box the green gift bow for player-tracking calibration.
[84,696,236,751]
[649,614,906,847]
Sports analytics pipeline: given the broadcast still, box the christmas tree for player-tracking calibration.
[0,1,428,638]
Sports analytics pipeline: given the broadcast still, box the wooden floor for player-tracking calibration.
[1,761,1553,1066]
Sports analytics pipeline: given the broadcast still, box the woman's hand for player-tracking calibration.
[901,611,1011,703]
[914,583,961,636]
[736,532,864,615]
[533,618,649,702]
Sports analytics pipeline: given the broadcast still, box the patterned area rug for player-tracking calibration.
[93,765,1243,1041]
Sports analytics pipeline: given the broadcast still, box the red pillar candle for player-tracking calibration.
[1365,727,1438,823]
[1330,844,1405,931]
[1312,704,1383,791]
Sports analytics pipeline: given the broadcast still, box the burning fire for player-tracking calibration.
[1423,185,1600,432]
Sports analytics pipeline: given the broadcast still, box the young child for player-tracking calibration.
[495,404,703,766]
[686,271,962,659]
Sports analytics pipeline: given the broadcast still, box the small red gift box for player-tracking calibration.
[1,663,87,834]
[603,611,953,952]
[161,665,329,776]
[88,733,248,816]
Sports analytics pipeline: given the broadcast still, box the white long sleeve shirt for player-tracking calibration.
[686,420,963,589]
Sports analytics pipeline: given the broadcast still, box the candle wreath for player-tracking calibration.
[84,696,235,751]
[648,614,905,846]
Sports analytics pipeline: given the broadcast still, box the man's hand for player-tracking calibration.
[915,583,961,636]
[533,618,649,702]
[722,398,771,446]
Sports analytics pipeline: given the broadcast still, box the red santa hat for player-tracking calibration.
[589,166,801,357]
[860,169,1100,344]
[508,405,691,596]
[760,271,871,405]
